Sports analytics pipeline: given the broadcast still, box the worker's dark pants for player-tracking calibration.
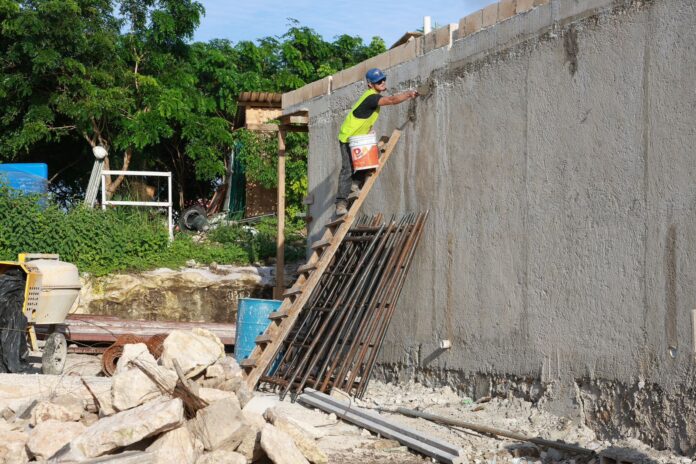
[336,142,366,204]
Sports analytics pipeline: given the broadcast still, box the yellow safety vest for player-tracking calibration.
[338,89,381,143]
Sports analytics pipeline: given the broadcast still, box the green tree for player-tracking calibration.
[0,5,387,214]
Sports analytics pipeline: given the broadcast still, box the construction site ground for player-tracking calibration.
[15,351,691,464]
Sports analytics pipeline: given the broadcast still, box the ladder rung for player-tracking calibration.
[255,334,275,344]
[240,358,257,368]
[269,311,288,320]
[282,286,303,297]
[311,238,332,250]
[325,216,346,229]
[297,262,317,274]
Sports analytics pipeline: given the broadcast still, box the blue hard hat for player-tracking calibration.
[365,68,386,84]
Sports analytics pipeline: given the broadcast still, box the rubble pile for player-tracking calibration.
[0,329,328,464]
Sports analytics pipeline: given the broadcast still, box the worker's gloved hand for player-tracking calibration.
[408,90,418,99]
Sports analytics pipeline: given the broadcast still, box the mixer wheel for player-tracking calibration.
[42,333,67,375]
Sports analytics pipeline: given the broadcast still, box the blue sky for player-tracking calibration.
[193,0,492,47]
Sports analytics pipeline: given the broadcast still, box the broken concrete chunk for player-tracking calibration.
[264,408,328,464]
[195,449,247,464]
[31,398,83,425]
[146,425,198,464]
[27,419,85,460]
[53,398,184,461]
[190,398,247,451]
[160,330,224,378]
[260,423,310,464]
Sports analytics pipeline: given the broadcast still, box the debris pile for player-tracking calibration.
[0,329,328,464]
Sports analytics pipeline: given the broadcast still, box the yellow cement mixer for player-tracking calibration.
[0,254,81,374]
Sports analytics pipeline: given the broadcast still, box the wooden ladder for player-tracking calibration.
[242,129,402,390]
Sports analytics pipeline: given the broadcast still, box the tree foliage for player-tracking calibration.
[0,3,386,213]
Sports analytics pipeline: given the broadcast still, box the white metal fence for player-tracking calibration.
[100,170,173,241]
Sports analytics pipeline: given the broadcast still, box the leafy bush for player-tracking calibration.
[0,186,251,276]
[0,186,308,276]
[209,217,306,264]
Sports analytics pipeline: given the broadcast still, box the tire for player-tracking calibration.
[178,205,209,232]
[42,333,67,375]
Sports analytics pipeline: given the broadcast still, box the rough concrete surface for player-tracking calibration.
[293,0,696,455]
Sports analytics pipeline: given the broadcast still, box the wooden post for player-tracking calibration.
[274,129,286,300]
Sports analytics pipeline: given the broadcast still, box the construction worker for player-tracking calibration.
[334,68,418,216]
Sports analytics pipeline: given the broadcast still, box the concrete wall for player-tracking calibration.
[285,0,696,454]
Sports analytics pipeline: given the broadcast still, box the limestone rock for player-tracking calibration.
[81,411,100,427]
[235,427,264,462]
[75,450,159,463]
[54,398,184,461]
[112,344,177,411]
[264,408,327,464]
[213,356,242,379]
[26,419,85,460]
[146,425,198,464]
[242,409,266,430]
[116,343,152,374]
[234,381,254,408]
[218,377,242,393]
[198,388,239,406]
[204,364,225,379]
[77,266,265,323]
[189,398,247,451]
[260,423,309,464]
[195,450,247,464]
[160,330,224,378]
[0,374,112,413]
[31,397,83,425]
[0,426,28,464]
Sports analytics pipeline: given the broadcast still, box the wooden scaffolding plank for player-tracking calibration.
[242,130,402,390]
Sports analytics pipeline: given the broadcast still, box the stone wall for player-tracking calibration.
[76,266,273,323]
[284,0,696,455]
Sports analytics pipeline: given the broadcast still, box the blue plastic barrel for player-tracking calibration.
[235,298,283,362]
[0,163,48,195]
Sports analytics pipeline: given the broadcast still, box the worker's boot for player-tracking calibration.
[347,180,361,201]
[335,200,348,217]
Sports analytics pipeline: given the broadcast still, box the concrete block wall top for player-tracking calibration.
[281,0,592,111]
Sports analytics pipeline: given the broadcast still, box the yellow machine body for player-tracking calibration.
[0,254,81,350]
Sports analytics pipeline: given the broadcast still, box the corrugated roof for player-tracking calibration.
[237,92,282,105]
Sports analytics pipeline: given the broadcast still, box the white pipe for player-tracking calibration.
[104,201,171,207]
[100,174,106,211]
[167,173,173,241]
[101,170,171,177]
[424,16,432,34]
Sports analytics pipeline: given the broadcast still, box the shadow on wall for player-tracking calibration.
[306,159,336,249]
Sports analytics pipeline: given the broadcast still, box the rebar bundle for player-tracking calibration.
[261,212,428,400]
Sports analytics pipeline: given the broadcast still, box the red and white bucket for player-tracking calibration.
[348,134,380,171]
